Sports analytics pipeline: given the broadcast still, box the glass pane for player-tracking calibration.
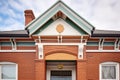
[1,64,16,79]
[102,66,116,79]
[51,71,72,80]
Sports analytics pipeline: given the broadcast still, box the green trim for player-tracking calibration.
[29,7,59,34]
[34,18,87,35]
[65,18,87,35]
[60,7,92,34]
[59,1,95,30]
[34,19,54,35]
[103,42,114,46]
[87,42,99,46]
[0,42,12,46]
[27,1,94,35]
[26,0,59,29]
[16,42,35,46]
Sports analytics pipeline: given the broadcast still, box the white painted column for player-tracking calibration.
[10,38,16,50]
[78,43,86,59]
[115,39,118,50]
[115,38,120,50]
[38,44,44,59]
[99,38,104,50]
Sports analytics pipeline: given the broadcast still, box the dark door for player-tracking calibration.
[51,70,72,80]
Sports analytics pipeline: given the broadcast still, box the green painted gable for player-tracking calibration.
[26,1,94,35]
[34,18,87,35]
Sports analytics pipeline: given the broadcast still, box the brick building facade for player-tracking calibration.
[0,1,120,80]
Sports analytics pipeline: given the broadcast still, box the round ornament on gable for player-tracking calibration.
[56,24,64,33]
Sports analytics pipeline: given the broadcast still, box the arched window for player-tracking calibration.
[0,62,18,80]
[99,62,119,80]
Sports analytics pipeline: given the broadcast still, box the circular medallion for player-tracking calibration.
[56,24,64,33]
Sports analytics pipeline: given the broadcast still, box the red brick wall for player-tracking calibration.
[103,46,114,50]
[87,52,120,80]
[1,46,12,50]
[0,52,35,80]
[1,45,120,80]
[77,60,87,80]
[35,60,46,80]
[86,46,98,50]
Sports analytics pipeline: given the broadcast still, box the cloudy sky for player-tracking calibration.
[0,0,120,31]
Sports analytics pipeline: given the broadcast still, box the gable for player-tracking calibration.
[26,1,94,35]
[34,19,87,35]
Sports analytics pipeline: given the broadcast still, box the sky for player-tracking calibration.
[0,0,120,31]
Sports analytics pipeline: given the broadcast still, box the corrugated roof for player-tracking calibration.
[0,30,29,37]
[0,29,120,37]
[92,30,120,37]
[93,30,120,34]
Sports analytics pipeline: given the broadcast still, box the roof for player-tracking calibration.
[0,1,120,38]
[25,0,94,35]
[92,30,120,37]
[0,30,29,37]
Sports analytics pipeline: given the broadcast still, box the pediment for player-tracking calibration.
[26,1,94,35]
[34,19,87,35]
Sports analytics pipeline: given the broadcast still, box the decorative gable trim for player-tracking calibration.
[26,1,94,35]
[33,18,87,35]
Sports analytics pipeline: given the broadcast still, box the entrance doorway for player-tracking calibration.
[46,61,76,80]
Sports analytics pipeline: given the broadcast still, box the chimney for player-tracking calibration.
[24,10,35,26]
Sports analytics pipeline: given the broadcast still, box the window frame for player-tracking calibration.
[99,62,119,80]
[0,62,18,80]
